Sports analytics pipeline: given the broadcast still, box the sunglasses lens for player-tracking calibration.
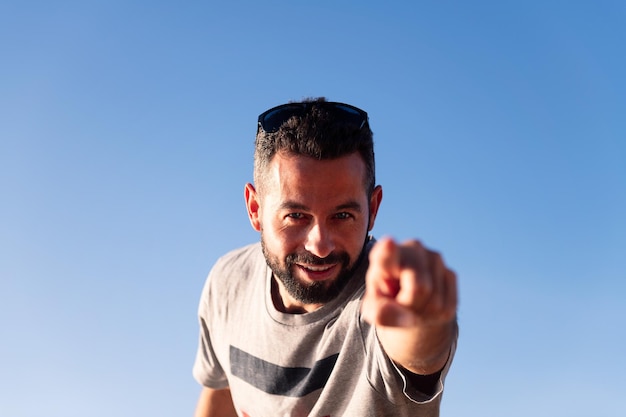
[260,105,305,133]
[332,104,366,128]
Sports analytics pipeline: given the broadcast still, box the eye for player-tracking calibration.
[334,212,353,220]
[286,212,305,220]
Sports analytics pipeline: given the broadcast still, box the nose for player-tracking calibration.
[304,222,335,259]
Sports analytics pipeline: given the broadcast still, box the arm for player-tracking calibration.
[194,387,238,417]
[361,238,458,376]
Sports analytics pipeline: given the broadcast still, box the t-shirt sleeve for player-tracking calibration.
[362,317,458,405]
[387,331,457,404]
[192,269,230,389]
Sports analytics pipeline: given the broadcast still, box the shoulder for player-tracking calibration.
[212,242,264,272]
[198,242,266,312]
[208,242,265,279]
[201,243,266,294]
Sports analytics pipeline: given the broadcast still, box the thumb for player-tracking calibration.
[376,300,419,328]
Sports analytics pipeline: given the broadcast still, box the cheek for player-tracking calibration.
[264,223,302,252]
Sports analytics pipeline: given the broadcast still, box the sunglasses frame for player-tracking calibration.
[257,101,369,134]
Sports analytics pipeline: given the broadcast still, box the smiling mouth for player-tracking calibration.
[296,263,337,280]
[301,264,334,272]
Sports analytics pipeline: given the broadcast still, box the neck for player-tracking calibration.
[270,276,323,314]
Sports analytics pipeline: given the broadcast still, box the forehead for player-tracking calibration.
[263,152,368,203]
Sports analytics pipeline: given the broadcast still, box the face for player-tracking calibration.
[245,151,382,312]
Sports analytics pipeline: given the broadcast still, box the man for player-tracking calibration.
[193,98,458,416]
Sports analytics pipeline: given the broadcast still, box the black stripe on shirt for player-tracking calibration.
[230,345,338,397]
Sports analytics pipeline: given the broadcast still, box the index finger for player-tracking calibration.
[367,237,401,297]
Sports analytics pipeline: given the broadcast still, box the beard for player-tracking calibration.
[261,237,361,305]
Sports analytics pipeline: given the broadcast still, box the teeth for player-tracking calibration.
[303,265,333,272]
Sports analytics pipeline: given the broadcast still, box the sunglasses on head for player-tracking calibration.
[257,101,369,133]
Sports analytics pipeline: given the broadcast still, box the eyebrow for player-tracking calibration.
[278,200,364,212]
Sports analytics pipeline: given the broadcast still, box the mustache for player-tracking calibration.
[286,251,349,266]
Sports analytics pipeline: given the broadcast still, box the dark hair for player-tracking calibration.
[254,97,376,196]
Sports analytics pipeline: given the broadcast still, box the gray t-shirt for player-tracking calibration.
[193,242,455,416]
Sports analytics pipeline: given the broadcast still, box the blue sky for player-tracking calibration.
[1,1,625,416]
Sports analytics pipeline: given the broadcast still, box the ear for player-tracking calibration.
[367,185,383,231]
[244,183,262,232]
